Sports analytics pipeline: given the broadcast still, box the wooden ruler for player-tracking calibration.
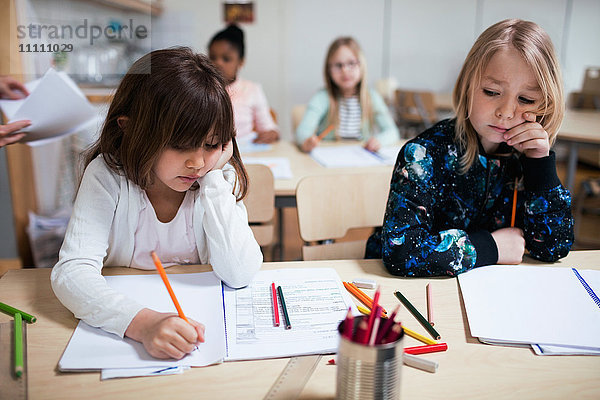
[263,355,322,400]
[0,321,27,400]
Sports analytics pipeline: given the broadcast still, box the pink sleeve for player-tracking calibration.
[251,83,278,133]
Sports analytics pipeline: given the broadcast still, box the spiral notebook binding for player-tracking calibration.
[572,268,600,309]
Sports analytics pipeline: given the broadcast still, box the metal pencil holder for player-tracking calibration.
[336,316,403,400]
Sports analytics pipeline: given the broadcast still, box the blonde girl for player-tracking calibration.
[366,19,573,276]
[51,48,262,359]
[296,37,399,152]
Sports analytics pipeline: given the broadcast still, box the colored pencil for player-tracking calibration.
[381,322,403,344]
[510,180,518,227]
[0,302,36,323]
[277,286,292,329]
[394,290,440,340]
[342,307,354,340]
[271,282,280,327]
[14,312,23,377]
[376,305,400,344]
[364,287,381,344]
[368,305,382,346]
[343,282,388,315]
[353,319,369,344]
[356,304,371,316]
[316,125,334,141]
[403,326,438,345]
[426,283,434,326]
[404,343,448,355]
[151,251,190,323]
[403,353,438,373]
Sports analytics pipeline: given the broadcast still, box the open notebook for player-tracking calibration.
[458,266,600,355]
[58,268,355,370]
[310,145,400,168]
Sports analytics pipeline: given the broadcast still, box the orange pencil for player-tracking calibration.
[151,251,190,323]
[316,125,334,141]
[343,282,388,315]
[510,179,518,227]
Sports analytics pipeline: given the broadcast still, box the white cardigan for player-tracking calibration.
[51,156,262,337]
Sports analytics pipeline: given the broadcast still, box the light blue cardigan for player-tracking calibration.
[295,89,399,146]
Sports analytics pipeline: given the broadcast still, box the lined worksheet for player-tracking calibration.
[223,268,356,361]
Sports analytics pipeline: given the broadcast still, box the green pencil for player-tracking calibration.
[394,290,441,340]
[14,312,23,378]
[277,286,292,330]
[0,302,36,323]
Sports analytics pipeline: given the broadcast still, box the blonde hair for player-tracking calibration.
[323,37,373,136]
[453,19,564,172]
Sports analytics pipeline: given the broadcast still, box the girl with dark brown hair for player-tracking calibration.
[51,47,262,360]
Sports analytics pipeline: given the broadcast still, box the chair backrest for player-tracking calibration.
[296,171,392,260]
[394,89,437,126]
[245,164,275,247]
[291,104,306,133]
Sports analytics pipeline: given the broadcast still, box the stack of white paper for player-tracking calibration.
[0,68,97,143]
[458,266,600,355]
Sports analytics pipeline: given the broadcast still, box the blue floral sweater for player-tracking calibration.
[365,119,573,277]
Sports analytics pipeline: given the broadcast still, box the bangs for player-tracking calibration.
[166,55,235,150]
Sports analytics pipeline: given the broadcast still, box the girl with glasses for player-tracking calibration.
[296,37,399,153]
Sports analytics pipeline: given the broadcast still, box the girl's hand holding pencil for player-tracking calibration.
[124,251,206,360]
[125,308,205,359]
[301,125,334,153]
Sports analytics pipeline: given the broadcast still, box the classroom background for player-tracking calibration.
[1,0,599,264]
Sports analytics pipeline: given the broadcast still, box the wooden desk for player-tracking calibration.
[558,110,600,193]
[1,251,599,399]
[243,141,401,204]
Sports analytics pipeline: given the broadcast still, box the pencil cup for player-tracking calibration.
[336,317,403,400]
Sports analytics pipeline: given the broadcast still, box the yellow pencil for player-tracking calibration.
[403,326,438,345]
[356,304,389,319]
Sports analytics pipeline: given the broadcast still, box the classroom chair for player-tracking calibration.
[394,89,437,138]
[291,104,306,133]
[295,171,392,261]
[245,164,276,259]
[573,178,600,249]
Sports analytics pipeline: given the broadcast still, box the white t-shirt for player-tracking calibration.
[131,189,200,270]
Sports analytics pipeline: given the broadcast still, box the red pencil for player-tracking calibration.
[271,282,280,327]
[382,322,403,344]
[342,307,354,340]
[404,343,448,355]
[376,304,400,344]
[364,287,381,344]
[354,319,369,344]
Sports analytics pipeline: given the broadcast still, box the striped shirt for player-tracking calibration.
[338,96,362,139]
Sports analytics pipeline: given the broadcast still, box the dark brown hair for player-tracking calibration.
[84,47,248,199]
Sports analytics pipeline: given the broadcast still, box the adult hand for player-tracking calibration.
[491,227,525,264]
[364,137,381,152]
[301,136,319,153]
[253,130,279,144]
[503,112,550,159]
[212,139,234,170]
[0,76,29,100]
[125,308,205,359]
[0,120,30,147]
